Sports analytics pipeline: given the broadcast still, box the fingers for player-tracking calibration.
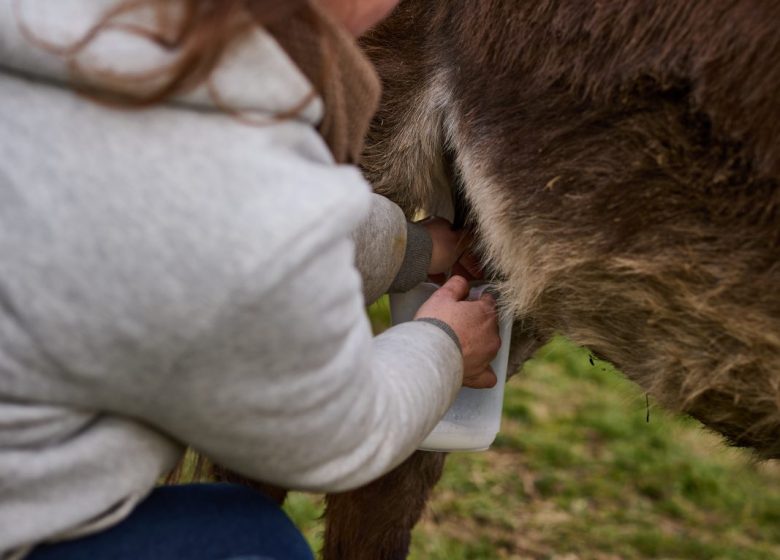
[423,217,465,276]
[435,275,470,301]
[431,260,482,283]
[456,251,484,279]
[453,229,472,255]
[463,366,498,389]
[480,290,497,306]
[479,291,498,321]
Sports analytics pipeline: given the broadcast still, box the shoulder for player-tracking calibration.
[0,65,372,268]
[0,74,374,376]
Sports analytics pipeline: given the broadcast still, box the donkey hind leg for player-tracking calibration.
[322,451,447,560]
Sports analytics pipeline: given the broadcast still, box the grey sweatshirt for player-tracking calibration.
[0,1,463,555]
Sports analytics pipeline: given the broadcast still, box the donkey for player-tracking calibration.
[320,1,780,558]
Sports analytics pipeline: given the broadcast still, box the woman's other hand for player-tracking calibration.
[421,217,484,283]
[414,275,500,389]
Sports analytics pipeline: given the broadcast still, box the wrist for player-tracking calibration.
[414,317,462,354]
[387,222,433,293]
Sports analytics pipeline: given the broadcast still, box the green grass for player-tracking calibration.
[283,298,780,559]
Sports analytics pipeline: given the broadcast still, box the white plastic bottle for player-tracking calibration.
[389,283,513,452]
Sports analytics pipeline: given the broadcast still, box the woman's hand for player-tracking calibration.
[414,275,501,388]
[421,217,483,283]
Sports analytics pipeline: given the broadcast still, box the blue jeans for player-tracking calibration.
[28,484,314,560]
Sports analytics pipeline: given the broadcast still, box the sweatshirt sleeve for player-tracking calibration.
[352,193,432,304]
[138,230,463,492]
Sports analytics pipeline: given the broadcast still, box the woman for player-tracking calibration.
[0,0,501,558]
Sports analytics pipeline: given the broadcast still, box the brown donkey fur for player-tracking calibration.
[319,1,780,558]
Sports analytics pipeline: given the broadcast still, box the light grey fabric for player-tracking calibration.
[351,203,436,304]
[351,193,408,303]
[0,3,463,556]
[352,201,433,303]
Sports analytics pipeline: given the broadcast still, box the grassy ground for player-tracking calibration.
[283,299,780,559]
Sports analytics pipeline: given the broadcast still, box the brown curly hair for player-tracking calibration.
[15,0,311,107]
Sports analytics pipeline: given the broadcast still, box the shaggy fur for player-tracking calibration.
[321,1,780,558]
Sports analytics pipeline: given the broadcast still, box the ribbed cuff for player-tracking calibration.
[387,221,433,293]
[414,318,462,354]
